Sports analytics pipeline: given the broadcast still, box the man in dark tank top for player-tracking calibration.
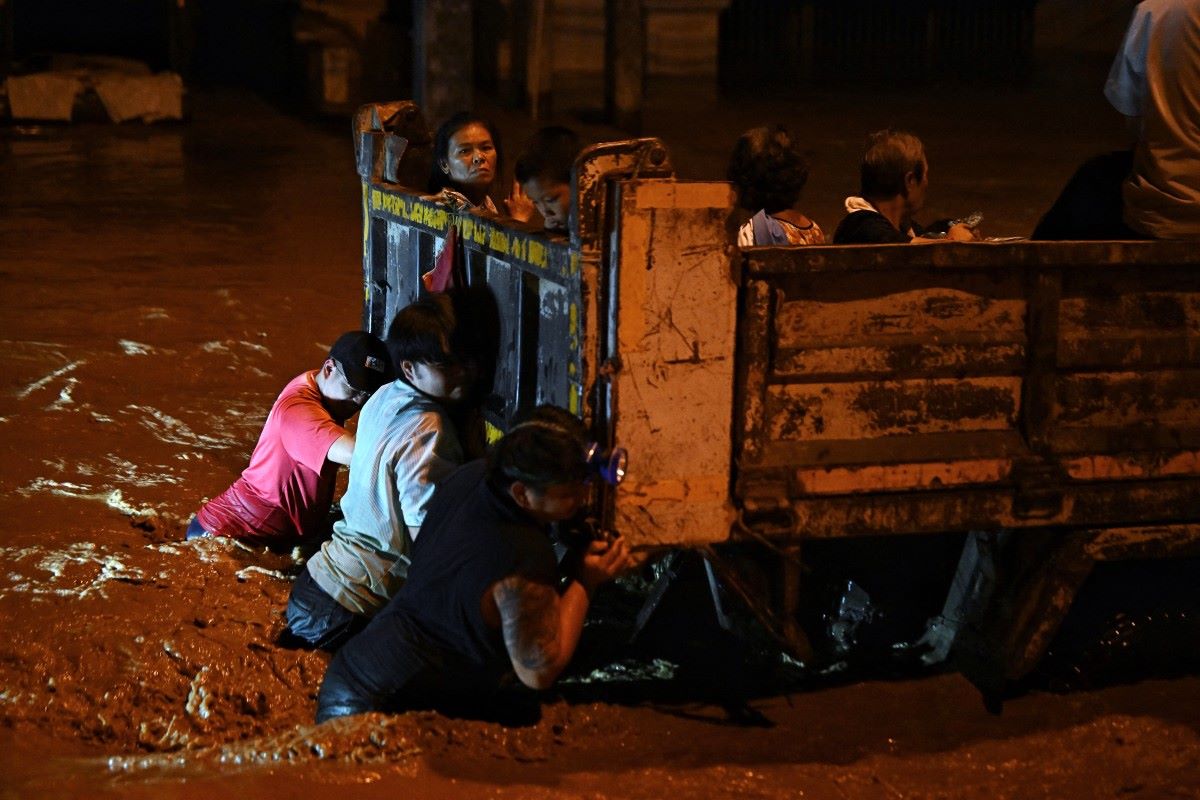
[316,406,633,722]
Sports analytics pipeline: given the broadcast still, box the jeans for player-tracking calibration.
[283,568,366,651]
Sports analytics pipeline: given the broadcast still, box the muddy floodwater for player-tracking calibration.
[2,86,1199,798]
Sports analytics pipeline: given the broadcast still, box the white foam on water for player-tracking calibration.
[0,339,68,350]
[151,538,228,564]
[19,477,95,495]
[0,542,144,600]
[17,479,167,522]
[105,488,160,517]
[119,340,153,356]
[97,717,423,775]
[125,405,232,451]
[91,411,114,423]
[234,565,290,582]
[103,454,183,488]
[16,359,84,398]
[0,688,29,704]
[46,377,79,410]
[139,307,169,321]
[185,667,212,721]
[237,341,271,356]
[201,341,230,354]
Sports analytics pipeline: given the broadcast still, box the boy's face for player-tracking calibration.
[401,360,468,401]
[522,176,571,231]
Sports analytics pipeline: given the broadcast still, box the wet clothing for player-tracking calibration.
[833,197,924,244]
[737,210,825,246]
[1105,0,1200,239]
[293,380,461,635]
[194,371,345,543]
[282,568,368,651]
[316,460,558,721]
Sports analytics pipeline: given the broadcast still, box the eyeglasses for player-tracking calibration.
[335,363,370,404]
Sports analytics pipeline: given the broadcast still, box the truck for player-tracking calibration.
[353,101,1200,703]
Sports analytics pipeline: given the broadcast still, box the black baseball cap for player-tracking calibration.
[329,331,391,394]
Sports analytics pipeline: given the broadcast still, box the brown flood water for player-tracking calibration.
[2,86,1199,798]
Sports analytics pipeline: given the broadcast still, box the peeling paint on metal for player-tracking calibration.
[792,459,1011,495]
[612,181,736,548]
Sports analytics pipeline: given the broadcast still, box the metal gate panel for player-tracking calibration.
[362,186,579,433]
[536,278,576,412]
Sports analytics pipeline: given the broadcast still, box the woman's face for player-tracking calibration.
[441,122,497,189]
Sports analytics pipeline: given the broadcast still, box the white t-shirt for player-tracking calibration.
[1104,0,1200,238]
[306,379,462,615]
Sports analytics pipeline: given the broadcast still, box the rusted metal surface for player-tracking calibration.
[571,138,673,250]
[352,100,432,188]
[743,240,1200,272]
[1084,524,1200,561]
[734,279,774,470]
[573,139,677,536]
[736,241,1200,545]
[607,180,738,547]
[735,239,1200,686]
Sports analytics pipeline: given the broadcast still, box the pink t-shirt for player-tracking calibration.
[197,371,346,541]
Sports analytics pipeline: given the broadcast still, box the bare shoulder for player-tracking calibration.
[493,573,557,617]
[492,573,560,677]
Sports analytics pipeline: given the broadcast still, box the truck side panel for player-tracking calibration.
[736,243,1200,540]
[610,181,738,547]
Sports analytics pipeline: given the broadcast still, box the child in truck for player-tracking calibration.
[506,126,581,232]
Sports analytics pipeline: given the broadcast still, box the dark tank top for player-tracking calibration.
[379,459,558,676]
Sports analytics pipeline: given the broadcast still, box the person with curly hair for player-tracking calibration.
[507,126,582,232]
[728,124,824,246]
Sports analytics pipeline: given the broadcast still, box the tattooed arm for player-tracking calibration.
[490,538,631,690]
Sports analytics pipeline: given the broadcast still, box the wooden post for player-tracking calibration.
[413,0,473,127]
[604,0,644,132]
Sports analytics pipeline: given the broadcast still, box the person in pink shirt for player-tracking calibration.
[187,331,391,545]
